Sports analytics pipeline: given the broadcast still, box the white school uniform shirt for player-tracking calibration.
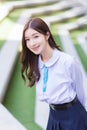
[36,49,86,109]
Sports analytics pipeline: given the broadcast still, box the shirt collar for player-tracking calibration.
[38,49,60,69]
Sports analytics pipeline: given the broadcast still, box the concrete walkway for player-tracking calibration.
[0,103,26,130]
[35,100,49,130]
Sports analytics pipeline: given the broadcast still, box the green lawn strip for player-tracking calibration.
[0,9,26,48]
[0,40,6,48]
[3,54,42,130]
[50,24,63,50]
[70,27,87,72]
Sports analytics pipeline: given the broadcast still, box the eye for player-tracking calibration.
[34,35,39,38]
[25,38,30,42]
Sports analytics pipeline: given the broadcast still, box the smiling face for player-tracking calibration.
[25,28,49,55]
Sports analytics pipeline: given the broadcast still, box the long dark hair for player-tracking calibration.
[21,17,61,87]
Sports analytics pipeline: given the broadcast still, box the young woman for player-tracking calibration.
[21,17,87,130]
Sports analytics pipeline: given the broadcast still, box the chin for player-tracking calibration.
[32,51,40,55]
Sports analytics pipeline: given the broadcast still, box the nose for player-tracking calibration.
[30,39,36,46]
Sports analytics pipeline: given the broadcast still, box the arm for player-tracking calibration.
[70,57,86,110]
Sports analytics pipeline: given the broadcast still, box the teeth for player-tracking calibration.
[33,46,39,49]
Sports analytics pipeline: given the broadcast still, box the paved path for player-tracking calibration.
[0,103,26,130]
[35,100,49,130]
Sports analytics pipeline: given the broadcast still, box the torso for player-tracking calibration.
[36,49,77,104]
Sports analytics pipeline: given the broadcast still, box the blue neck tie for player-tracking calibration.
[43,65,48,92]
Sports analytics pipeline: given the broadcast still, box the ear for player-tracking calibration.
[46,32,50,40]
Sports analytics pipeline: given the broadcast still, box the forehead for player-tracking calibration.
[25,28,40,37]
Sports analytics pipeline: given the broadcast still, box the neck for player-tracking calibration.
[41,46,54,63]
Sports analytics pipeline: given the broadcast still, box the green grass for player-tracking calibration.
[3,54,42,130]
[70,27,87,72]
[0,40,6,48]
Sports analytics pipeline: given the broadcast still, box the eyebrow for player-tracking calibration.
[25,32,39,39]
[32,32,39,36]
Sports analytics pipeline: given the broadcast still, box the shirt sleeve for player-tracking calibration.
[69,57,86,109]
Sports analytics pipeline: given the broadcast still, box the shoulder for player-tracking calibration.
[58,50,80,71]
[58,50,75,65]
[61,51,81,73]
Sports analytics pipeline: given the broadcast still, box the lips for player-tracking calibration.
[32,45,40,51]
